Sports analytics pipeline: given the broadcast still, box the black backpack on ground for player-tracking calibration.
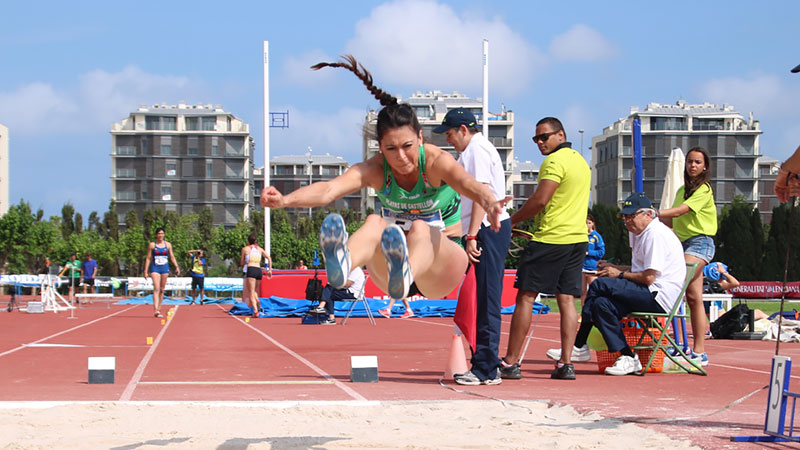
[305,270,323,301]
[710,303,750,339]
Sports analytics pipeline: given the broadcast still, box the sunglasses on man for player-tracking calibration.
[532,130,559,143]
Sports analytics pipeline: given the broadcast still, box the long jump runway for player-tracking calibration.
[1,301,799,449]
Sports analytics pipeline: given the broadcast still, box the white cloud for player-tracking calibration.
[0,66,201,135]
[549,24,619,62]
[698,73,799,118]
[0,82,77,133]
[79,66,196,127]
[343,0,544,96]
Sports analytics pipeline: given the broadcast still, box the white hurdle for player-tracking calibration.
[75,293,114,309]
[40,274,73,313]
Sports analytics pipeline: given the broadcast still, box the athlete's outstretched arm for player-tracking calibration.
[261,158,379,209]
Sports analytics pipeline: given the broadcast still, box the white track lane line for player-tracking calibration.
[119,305,179,401]
[220,305,367,401]
[0,305,141,358]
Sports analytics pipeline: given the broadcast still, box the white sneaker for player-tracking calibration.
[604,354,642,376]
[546,345,591,362]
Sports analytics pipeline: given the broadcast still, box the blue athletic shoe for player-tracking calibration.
[689,351,709,367]
[319,213,351,289]
[380,224,413,300]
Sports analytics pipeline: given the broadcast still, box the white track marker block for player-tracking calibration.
[350,355,378,383]
[88,357,115,384]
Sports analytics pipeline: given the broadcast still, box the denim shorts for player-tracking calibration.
[682,234,715,263]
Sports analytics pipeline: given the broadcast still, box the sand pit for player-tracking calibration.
[0,400,701,449]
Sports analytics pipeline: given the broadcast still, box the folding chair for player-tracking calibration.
[627,262,707,376]
[341,275,375,325]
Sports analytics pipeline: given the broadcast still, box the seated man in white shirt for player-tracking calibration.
[309,266,365,325]
[546,193,686,376]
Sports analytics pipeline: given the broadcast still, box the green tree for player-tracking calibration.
[118,224,148,275]
[590,203,631,265]
[88,211,101,231]
[198,207,216,249]
[761,203,800,281]
[61,202,75,240]
[103,200,119,241]
[0,200,36,273]
[716,196,762,280]
[124,209,139,229]
[74,212,83,234]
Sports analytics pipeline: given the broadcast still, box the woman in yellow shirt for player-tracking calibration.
[660,146,717,367]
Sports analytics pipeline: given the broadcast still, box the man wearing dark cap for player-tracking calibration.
[434,108,511,386]
[499,117,590,380]
[546,192,686,375]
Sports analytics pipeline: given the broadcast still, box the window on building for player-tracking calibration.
[650,117,687,131]
[211,182,219,200]
[320,165,339,176]
[693,118,724,130]
[117,146,136,155]
[163,116,176,130]
[146,116,177,130]
[185,117,200,131]
[206,160,213,178]
[202,116,216,131]
[166,162,177,177]
[160,184,172,201]
[117,191,136,200]
[188,136,199,155]
[413,106,433,119]
[161,144,172,155]
[141,137,148,154]
[187,181,199,199]
[182,160,193,177]
[141,191,148,200]
[145,116,160,130]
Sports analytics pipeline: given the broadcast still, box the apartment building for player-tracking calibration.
[253,153,356,220]
[110,102,253,228]
[360,91,516,215]
[592,101,763,214]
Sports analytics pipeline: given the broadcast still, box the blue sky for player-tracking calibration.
[2,0,799,218]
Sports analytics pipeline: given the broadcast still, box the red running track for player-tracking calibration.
[1,298,798,449]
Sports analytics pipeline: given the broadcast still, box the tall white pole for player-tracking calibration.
[482,40,489,134]
[262,41,271,254]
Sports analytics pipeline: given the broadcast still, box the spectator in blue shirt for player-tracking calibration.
[581,214,605,306]
[81,253,99,296]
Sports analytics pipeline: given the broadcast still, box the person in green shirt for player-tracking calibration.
[58,253,82,304]
[660,146,717,367]
[499,117,591,381]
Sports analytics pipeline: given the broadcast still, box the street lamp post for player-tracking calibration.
[578,129,585,159]
[306,147,313,216]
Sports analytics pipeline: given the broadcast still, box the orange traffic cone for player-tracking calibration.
[444,333,469,380]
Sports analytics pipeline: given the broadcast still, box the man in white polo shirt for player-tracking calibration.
[546,192,686,375]
[434,108,512,386]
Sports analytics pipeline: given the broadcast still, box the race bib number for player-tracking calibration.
[154,255,168,266]
[381,208,445,231]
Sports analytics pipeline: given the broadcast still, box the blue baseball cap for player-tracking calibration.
[433,108,480,133]
[619,192,653,215]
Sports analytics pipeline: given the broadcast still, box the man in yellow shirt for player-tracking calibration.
[499,117,591,380]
